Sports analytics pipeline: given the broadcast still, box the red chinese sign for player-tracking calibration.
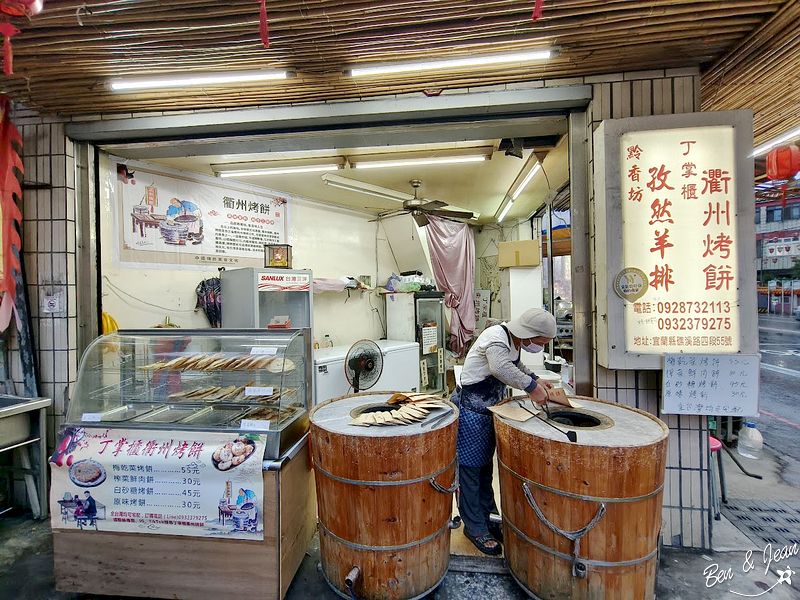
[620,127,740,353]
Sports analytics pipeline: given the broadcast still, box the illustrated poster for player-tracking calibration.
[50,427,266,540]
[113,159,290,269]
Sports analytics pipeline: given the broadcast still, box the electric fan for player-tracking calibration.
[344,339,384,393]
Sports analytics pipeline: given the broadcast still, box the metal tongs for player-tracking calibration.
[423,408,453,429]
[513,397,577,443]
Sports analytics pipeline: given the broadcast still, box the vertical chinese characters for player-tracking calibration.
[620,127,739,353]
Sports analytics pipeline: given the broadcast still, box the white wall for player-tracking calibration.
[292,199,395,345]
[99,153,397,347]
[474,223,518,318]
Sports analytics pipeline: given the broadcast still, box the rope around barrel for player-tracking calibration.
[318,519,451,552]
[504,517,659,569]
[429,463,458,494]
[314,458,457,488]
[498,458,664,503]
[523,482,605,578]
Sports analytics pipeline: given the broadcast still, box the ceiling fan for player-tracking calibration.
[379,180,475,226]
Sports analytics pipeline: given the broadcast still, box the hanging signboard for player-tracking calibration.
[50,427,266,540]
[474,289,491,333]
[595,111,756,369]
[112,158,290,269]
[619,125,740,353]
[661,353,760,416]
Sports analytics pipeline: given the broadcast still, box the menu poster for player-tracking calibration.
[421,324,439,355]
[50,427,266,540]
[619,126,741,354]
[661,353,760,416]
[113,158,290,269]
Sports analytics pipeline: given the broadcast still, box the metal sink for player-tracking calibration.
[0,395,52,448]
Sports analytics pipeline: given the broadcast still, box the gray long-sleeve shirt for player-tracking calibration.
[460,324,539,393]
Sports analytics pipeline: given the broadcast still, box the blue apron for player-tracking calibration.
[452,376,507,468]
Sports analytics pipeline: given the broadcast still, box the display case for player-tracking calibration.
[66,328,312,459]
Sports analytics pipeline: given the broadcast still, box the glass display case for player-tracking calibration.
[66,328,312,458]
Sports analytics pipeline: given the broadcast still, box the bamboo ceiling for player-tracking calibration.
[701,0,800,146]
[0,0,795,144]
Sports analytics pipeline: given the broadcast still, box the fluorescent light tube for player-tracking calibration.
[349,49,553,77]
[511,163,542,200]
[111,70,288,91]
[752,125,800,157]
[321,173,411,202]
[218,164,340,178]
[354,155,487,169]
[498,200,514,223]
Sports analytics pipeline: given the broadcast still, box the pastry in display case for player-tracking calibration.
[66,328,312,459]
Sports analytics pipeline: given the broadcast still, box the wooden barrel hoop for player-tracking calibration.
[310,391,459,600]
[495,395,669,600]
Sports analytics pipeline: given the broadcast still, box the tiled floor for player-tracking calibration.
[721,499,800,547]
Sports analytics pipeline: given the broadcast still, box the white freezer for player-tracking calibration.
[313,339,421,405]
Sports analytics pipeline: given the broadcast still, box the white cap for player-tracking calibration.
[506,308,556,339]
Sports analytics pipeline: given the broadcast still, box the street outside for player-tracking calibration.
[756,313,800,478]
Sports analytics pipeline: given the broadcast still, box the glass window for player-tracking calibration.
[766,207,782,222]
[755,209,761,224]
[786,203,800,221]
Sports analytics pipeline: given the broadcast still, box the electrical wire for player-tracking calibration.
[102,275,197,313]
[368,291,387,338]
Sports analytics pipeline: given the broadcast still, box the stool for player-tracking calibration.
[709,436,727,520]
[76,516,98,530]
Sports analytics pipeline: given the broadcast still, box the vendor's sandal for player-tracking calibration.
[464,530,502,556]
[488,521,504,543]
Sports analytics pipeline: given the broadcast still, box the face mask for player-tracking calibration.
[522,342,544,354]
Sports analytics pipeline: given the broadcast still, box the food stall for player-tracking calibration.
[49,328,316,600]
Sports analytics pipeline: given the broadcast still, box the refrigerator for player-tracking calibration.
[313,339,421,405]
[385,291,447,396]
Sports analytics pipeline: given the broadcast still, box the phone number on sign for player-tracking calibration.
[657,317,732,331]
[657,301,731,314]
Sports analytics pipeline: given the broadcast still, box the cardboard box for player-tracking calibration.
[498,240,541,268]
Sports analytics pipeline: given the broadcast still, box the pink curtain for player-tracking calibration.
[425,216,476,356]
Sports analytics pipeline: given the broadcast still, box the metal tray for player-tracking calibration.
[131,405,199,423]
[100,405,157,422]
[179,406,245,426]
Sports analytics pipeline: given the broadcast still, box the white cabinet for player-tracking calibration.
[499,266,545,370]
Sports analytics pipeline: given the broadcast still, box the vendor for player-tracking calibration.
[452,307,556,555]
[82,491,97,520]
[167,197,204,244]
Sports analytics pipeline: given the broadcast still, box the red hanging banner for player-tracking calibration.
[0,23,19,75]
[0,96,23,331]
[532,0,545,21]
[259,0,269,48]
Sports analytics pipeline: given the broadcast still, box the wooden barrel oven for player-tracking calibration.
[309,391,459,600]
[494,396,668,600]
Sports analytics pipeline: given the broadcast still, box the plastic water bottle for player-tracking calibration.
[737,422,763,459]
